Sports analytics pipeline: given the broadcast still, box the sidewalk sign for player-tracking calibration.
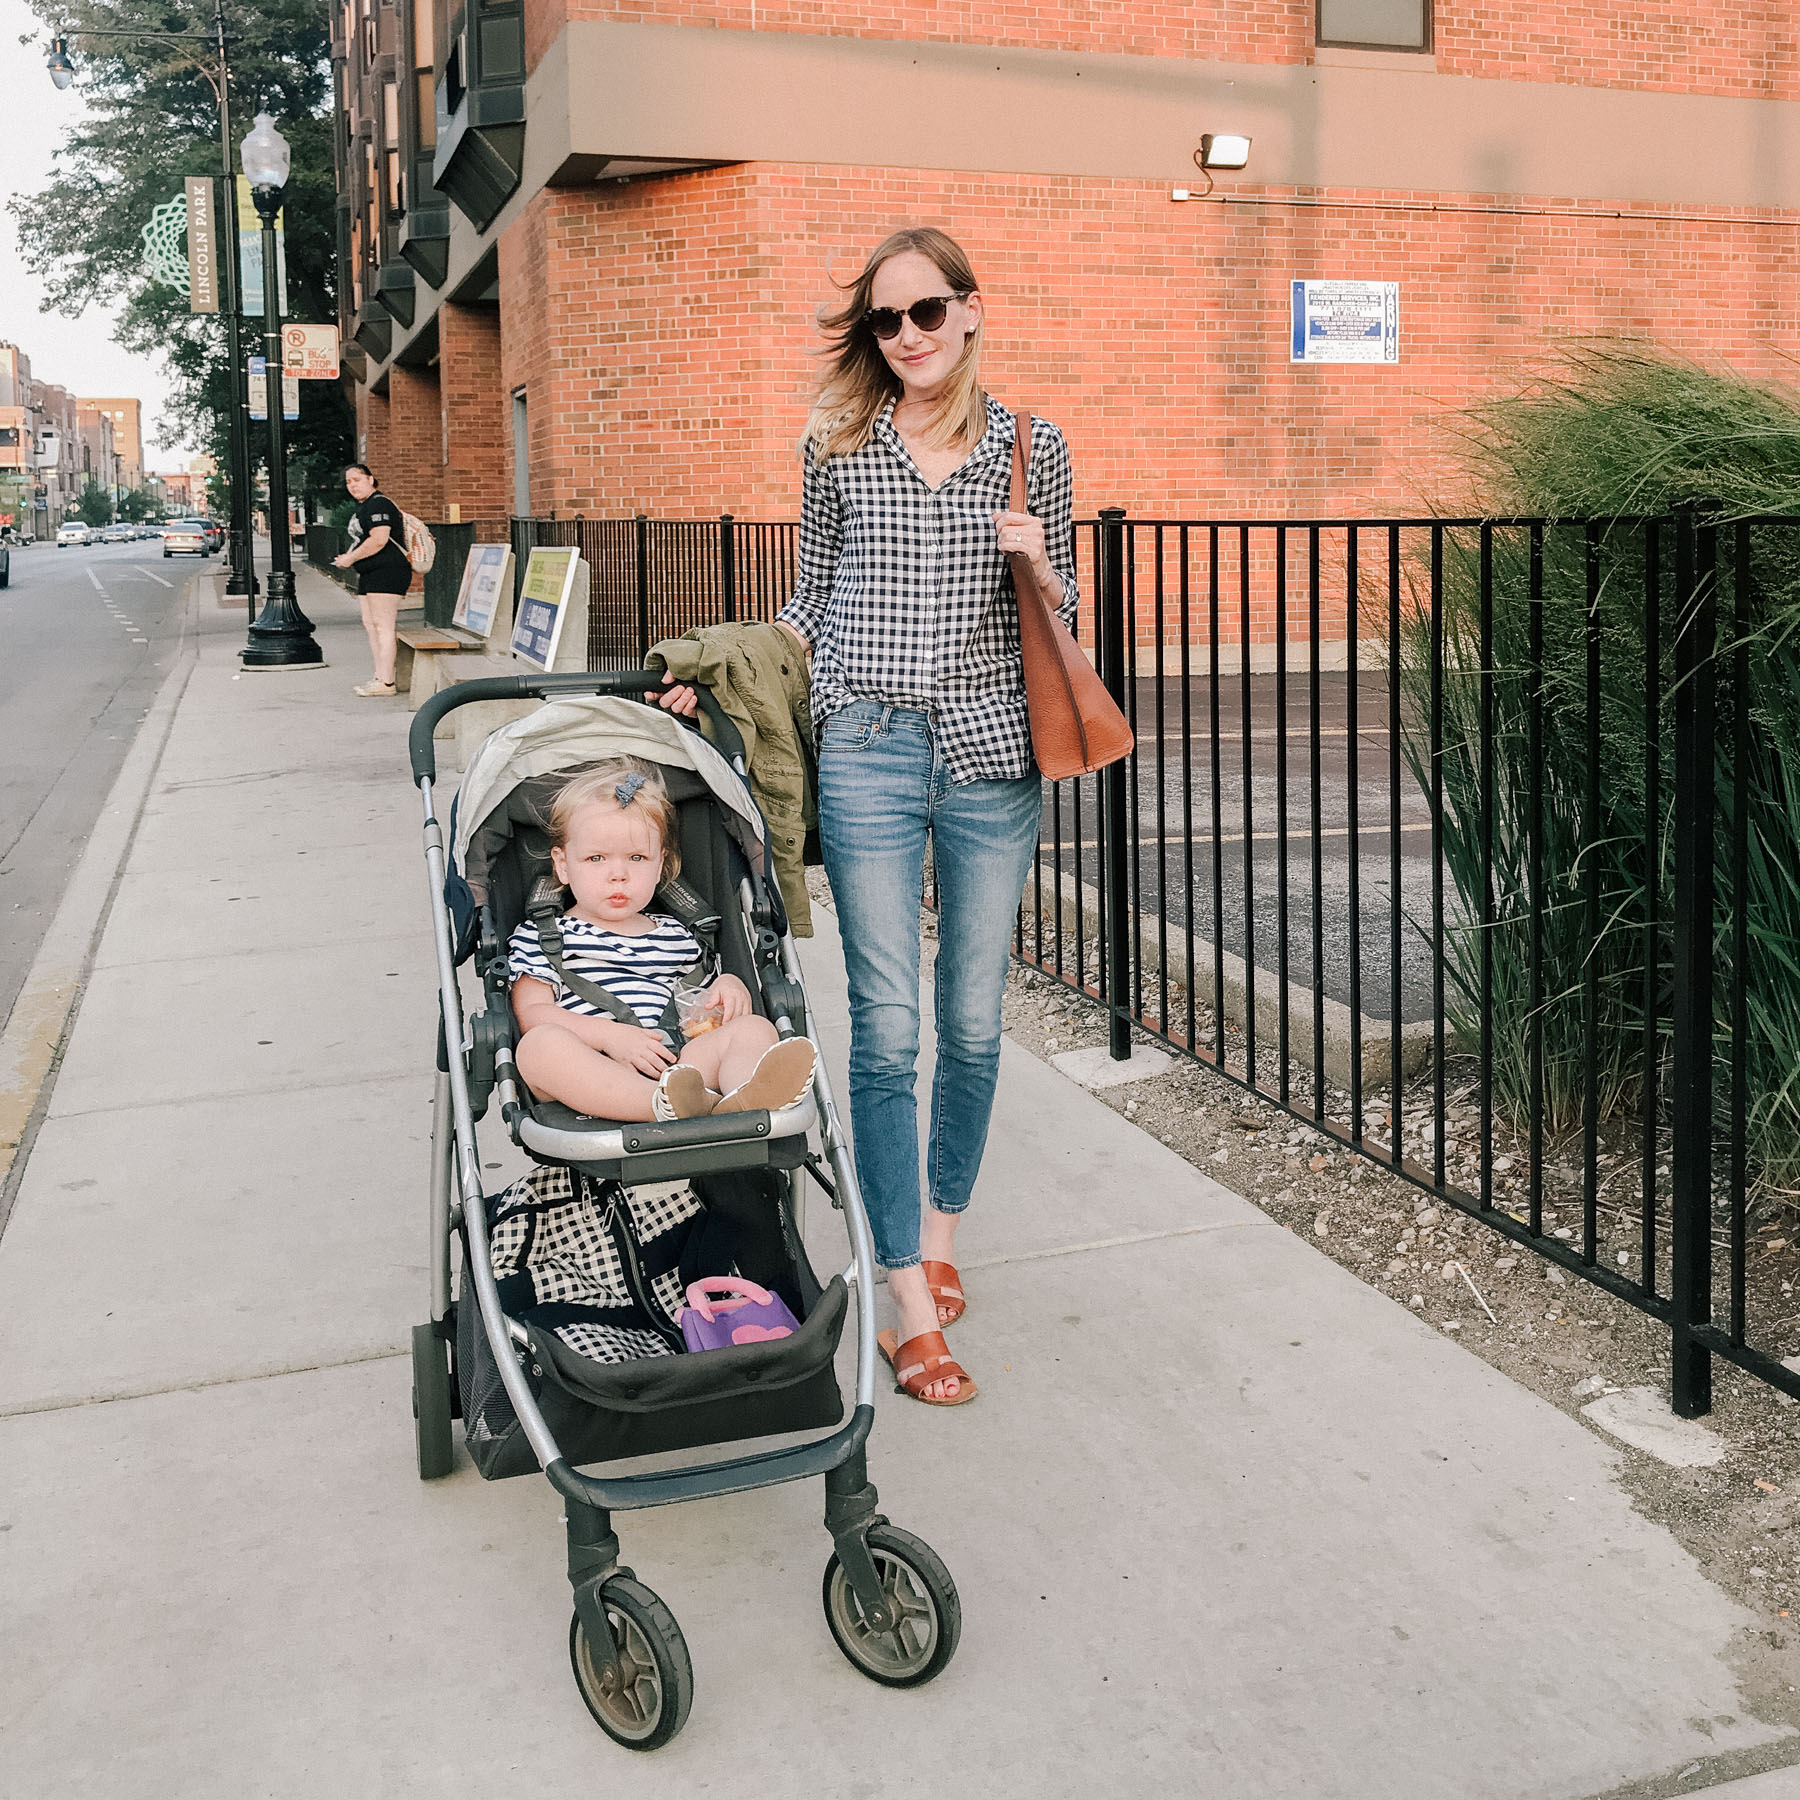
[282,324,339,379]
[247,355,300,421]
[453,543,513,641]
[1290,280,1400,364]
[511,548,581,670]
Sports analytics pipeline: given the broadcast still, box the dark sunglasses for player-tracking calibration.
[862,294,968,340]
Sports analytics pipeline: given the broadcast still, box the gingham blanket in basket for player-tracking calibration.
[487,1166,699,1364]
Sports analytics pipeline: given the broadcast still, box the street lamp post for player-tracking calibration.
[45,0,258,602]
[239,113,321,669]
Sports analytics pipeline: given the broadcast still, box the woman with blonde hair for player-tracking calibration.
[780,226,1079,1405]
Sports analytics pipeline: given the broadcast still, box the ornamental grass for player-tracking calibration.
[1396,346,1800,1197]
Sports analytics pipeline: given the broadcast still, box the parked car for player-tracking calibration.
[56,523,91,548]
[162,520,212,558]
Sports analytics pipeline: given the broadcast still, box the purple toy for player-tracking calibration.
[679,1278,800,1352]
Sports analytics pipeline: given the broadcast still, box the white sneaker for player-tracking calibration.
[353,679,397,697]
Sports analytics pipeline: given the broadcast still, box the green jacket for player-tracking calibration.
[646,622,817,936]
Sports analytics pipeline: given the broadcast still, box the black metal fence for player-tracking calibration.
[1040,511,1800,1419]
[491,508,1800,1417]
[511,515,798,666]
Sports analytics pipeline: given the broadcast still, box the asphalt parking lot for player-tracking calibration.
[1036,670,1450,1028]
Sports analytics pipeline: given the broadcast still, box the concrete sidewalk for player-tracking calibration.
[1,565,1794,1798]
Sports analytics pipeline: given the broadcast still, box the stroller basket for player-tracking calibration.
[407,671,961,1748]
[459,1267,849,1481]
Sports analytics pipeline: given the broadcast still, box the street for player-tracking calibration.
[0,535,203,1024]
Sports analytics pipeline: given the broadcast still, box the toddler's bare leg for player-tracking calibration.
[516,1024,657,1120]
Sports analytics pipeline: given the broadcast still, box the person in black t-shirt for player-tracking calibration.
[334,463,414,696]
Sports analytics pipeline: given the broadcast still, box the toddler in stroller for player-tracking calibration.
[407,670,960,1751]
[508,757,817,1123]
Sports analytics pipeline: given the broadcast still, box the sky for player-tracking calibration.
[0,0,190,471]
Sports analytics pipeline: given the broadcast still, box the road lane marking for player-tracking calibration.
[131,568,174,587]
[86,568,105,591]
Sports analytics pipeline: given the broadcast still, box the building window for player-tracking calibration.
[1317,0,1430,50]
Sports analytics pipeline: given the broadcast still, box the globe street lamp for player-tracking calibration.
[44,1,259,602]
[239,112,321,669]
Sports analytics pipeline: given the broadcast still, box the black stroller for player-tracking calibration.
[406,672,959,1748]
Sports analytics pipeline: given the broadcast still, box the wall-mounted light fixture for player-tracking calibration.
[1173,133,1253,201]
[1198,134,1253,172]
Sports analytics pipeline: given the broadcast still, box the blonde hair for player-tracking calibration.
[803,227,987,461]
[549,760,681,884]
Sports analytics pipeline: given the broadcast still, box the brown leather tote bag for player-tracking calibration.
[1006,411,1134,780]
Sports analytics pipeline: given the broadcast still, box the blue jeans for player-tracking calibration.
[817,702,1041,1270]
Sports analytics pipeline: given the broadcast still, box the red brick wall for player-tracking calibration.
[490,163,1798,532]
[384,364,445,520]
[524,1,1800,98]
[1434,4,1797,96]
[440,303,508,518]
[498,196,556,515]
[357,384,391,488]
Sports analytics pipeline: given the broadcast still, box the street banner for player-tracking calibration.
[511,549,580,669]
[282,323,340,379]
[1290,280,1400,365]
[185,177,219,313]
[236,177,289,317]
[247,355,300,421]
[452,543,513,640]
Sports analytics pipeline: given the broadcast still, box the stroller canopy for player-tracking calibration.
[453,696,769,901]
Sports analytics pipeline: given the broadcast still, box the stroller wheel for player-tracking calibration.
[569,1579,694,1751]
[822,1525,961,1688]
[410,1322,454,1481]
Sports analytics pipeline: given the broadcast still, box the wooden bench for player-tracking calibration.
[397,623,490,702]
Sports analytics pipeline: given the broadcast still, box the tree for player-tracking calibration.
[9,0,353,516]
[72,479,115,526]
[118,483,161,521]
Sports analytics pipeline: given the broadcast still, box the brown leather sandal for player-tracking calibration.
[921,1260,966,1326]
[877,1329,978,1407]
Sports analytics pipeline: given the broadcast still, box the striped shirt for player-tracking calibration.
[778,395,1079,785]
[508,913,701,1029]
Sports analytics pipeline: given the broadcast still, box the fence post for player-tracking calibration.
[634,513,650,664]
[719,513,737,623]
[1669,511,1717,1418]
[1099,507,1131,1062]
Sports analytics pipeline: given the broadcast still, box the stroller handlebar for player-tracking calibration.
[408,670,746,783]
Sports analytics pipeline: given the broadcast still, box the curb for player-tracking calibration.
[0,575,200,1235]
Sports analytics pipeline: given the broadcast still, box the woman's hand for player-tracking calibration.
[652,669,700,718]
[993,510,1052,585]
[600,1021,677,1077]
[708,973,753,1022]
[332,550,353,569]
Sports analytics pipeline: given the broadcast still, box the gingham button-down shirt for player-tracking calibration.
[778,395,1080,784]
